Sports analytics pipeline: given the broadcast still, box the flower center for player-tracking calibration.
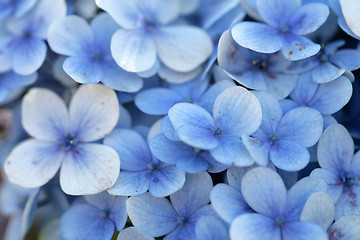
[99,209,110,218]
[280,25,289,34]
[193,148,203,156]
[341,170,358,185]
[144,17,158,32]
[61,133,79,151]
[147,162,158,172]
[214,127,222,136]
[177,216,187,225]
[274,215,286,227]
[268,133,278,143]
[92,51,102,61]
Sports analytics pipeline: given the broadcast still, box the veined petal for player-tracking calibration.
[63,56,104,84]
[4,139,64,188]
[111,29,157,73]
[154,25,213,72]
[59,143,120,195]
[108,170,150,196]
[282,221,328,240]
[22,88,69,141]
[231,22,284,54]
[69,84,119,142]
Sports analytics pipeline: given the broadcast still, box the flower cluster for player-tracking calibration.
[1,0,360,239]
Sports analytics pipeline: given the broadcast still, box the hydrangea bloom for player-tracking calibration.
[231,0,329,60]
[4,84,120,195]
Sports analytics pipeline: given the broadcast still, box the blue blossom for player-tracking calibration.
[4,84,120,195]
[231,0,329,60]
[104,128,185,197]
[311,124,360,219]
[168,86,262,166]
[0,0,37,19]
[47,13,143,93]
[96,0,213,73]
[0,0,66,75]
[61,192,127,240]
[218,30,298,99]
[230,167,328,240]
[126,172,215,239]
[243,91,323,171]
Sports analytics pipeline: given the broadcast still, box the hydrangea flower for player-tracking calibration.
[218,30,298,99]
[61,192,127,240]
[168,86,262,166]
[4,84,120,195]
[96,0,213,73]
[311,124,360,219]
[243,91,323,171]
[104,129,185,197]
[230,167,328,240]
[0,0,66,75]
[47,13,143,93]
[231,0,329,60]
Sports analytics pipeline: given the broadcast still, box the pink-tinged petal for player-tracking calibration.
[310,168,343,203]
[328,215,360,240]
[59,143,120,195]
[154,25,213,72]
[4,139,64,188]
[231,22,284,54]
[69,84,119,142]
[22,88,69,141]
[340,0,360,37]
[111,29,157,73]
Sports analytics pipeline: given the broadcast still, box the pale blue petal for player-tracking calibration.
[256,0,301,28]
[91,12,119,47]
[330,49,360,71]
[277,107,323,147]
[230,213,281,240]
[0,71,37,89]
[170,172,212,217]
[328,216,360,240]
[11,37,46,75]
[300,192,335,230]
[281,35,320,61]
[21,188,40,237]
[308,76,352,115]
[95,0,140,29]
[135,88,183,115]
[111,29,157,73]
[11,0,36,18]
[282,221,328,240]
[158,64,202,84]
[59,143,120,195]
[290,72,318,105]
[126,193,178,237]
[288,3,329,35]
[22,88,69,141]
[169,74,209,101]
[312,62,345,84]
[213,86,262,136]
[61,204,115,240]
[117,227,154,240]
[310,168,343,203]
[270,140,310,171]
[136,0,180,25]
[108,170,150,196]
[154,25,213,72]
[317,124,353,173]
[241,167,286,217]
[334,184,360,219]
[195,215,229,240]
[227,166,255,190]
[149,164,186,197]
[242,135,271,166]
[231,22,284,53]
[63,56,104,84]
[168,103,218,150]
[160,116,179,141]
[47,15,94,56]
[102,63,143,93]
[210,136,255,167]
[264,73,298,100]
[210,183,251,223]
[69,84,119,142]
[284,176,327,221]
[104,129,151,171]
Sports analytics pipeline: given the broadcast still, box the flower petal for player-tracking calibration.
[4,139,64,188]
[310,168,343,203]
[312,62,345,84]
[117,227,154,240]
[63,56,104,84]
[281,35,320,61]
[328,215,360,240]
[69,84,119,142]
[108,171,150,196]
[59,143,120,195]
[282,221,328,240]
[195,215,229,240]
[330,49,360,71]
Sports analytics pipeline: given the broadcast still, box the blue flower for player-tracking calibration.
[0,0,37,19]
[4,84,120,195]
[311,124,360,219]
[126,172,215,239]
[61,192,127,240]
[96,0,213,73]
[243,91,323,171]
[218,30,298,99]
[104,129,186,197]
[231,0,329,60]
[168,86,262,166]
[47,13,143,93]
[230,167,328,240]
[0,0,66,75]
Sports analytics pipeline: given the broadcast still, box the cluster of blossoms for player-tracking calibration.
[1,0,360,239]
